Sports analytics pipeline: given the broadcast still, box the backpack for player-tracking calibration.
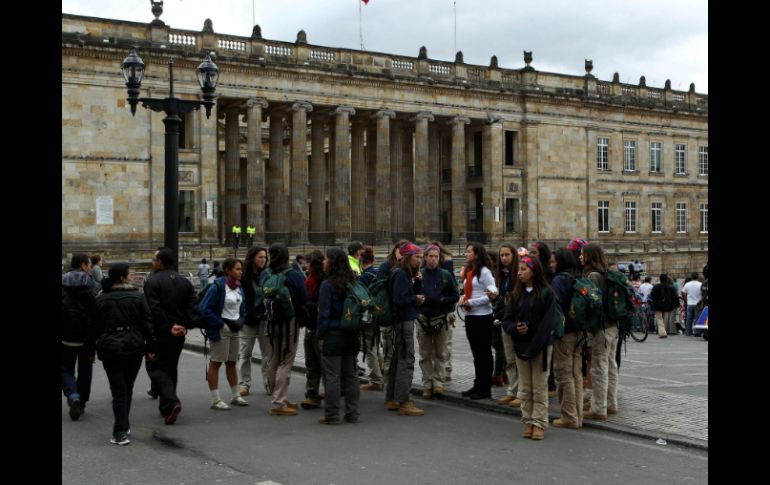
[546,287,565,339]
[257,268,294,323]
[604,269,638,325]
[367,274,393,327]
[197,280,213,302]
[560,272,603,331]
[656,283,674,311]
[339,281,375,332]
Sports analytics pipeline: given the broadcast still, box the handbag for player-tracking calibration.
[417,314,447,335]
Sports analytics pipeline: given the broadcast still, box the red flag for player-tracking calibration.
[362,0,369,4]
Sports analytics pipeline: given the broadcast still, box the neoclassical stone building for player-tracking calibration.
[62,12,707,264]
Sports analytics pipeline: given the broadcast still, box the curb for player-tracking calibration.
[183,341,707,451]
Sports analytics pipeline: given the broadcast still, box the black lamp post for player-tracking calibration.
[122,48,218,270]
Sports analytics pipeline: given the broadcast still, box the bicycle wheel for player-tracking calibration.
[630,310,648,342]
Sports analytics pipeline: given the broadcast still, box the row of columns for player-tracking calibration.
[222,98,504,245]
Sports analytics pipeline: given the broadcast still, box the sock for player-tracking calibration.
[231,385,240,398]
[210,389,221,402]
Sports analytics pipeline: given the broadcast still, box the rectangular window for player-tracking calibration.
[597,137,609,170]
[675,143,687,174]
[650,141,662,173]
[624,201,637,233]
[474,131,483,166]
[651,202,662,233]
[179,190,195,232]
[505,198,520,234]
[624,140,637,171]
[598,200,610,233]
[699,146,708,175]
[676,202,687,233]
[505,130,516,166]
[699,203,708,233]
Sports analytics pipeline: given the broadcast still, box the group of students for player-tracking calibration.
[62,236,640,445]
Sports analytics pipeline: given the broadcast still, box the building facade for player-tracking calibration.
[62,13,707,265]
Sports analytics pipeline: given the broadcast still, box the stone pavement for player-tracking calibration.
[184,324,707,450]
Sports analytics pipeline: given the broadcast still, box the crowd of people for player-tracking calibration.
[62,241,707,444]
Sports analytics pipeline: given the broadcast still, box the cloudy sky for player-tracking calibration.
[62,0,707,94]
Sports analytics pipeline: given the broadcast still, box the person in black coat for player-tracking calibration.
[94,263,156,445]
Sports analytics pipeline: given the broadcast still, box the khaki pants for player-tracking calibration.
[500,331,519,397]
[589,325,619,415]
[362,324,384,387]
[655,311,672,337]
[515,346,552,430]
[553,332,583,427]
[238,323,259,389]
[266,319,298,408]
[416,319,450,389]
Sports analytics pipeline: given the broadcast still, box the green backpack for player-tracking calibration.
[550,288,566,339]
[604,269,636,322]
[339,281,376,332]
[367,275,393,327]
[257,268,294,323]
[561,272,603,331]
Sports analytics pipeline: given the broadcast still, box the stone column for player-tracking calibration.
[290,101,312,244]
[366,124,377,236]
[224,108,241,243]
[328,119,336,226]
[374,110,395,243]
[482,119,504,245]
[428,122,441,237]
[450,116,470,245]
[268,112,287,236]
[412,111,434,242]
[334,106,356,242]
[390,119,404,237]
[310,113,327,237]
[351,118,367,238]
[200,106,219,242]
[245,97,268,244]
[402,124,415,239]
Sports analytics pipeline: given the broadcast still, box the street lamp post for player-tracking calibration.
[121,48,219,270]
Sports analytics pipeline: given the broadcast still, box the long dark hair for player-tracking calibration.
[306,250,325,280]
[511,255,551,307]
[268,243,289,272]
[398,251,421,278]
[531,241,553,281]
[387,239,409,268]
[552,248,578,276]
[243,246,268,288]
[581,243,607,275]
[496,243,518,288]
[466,242,490,281]
[325,247,355,296]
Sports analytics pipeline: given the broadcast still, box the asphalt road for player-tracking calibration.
[62,349,707,485]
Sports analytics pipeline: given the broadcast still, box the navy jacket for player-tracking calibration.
[390,267,420,322]
[200,277,246,342]
[316,280,358,356]
[419,266,459,317]
[501,286,555,364]
[551,273,578,334]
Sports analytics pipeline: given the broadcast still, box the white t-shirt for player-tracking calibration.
[638,282,653,302]
[682,280,703,305]
[464,266,497,316]
[221,285,243,320]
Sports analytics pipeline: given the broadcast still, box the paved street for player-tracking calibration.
[63,349,707,485]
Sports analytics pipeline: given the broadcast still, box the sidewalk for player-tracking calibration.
[184,325,707,451]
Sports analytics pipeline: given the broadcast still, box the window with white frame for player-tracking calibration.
[650,141,662,173]
[624,140,637,171]
[597,137,609,170]
[598,200,609,233]
[675,143,687,174]
[676,202,687,233]
[699,203,708,233]
[651,202,662,233]
[625,201,637,233]
[699,146,708,175]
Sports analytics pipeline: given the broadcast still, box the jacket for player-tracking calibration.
[143,268,200,341]
[94,284,156,358]
[551,272,579,334]
[61,270,97,351]
[419,266,459,318]
[501,286,555,365]
[390,267,420,322]
[200,277,245,342]
[316,280,358,356]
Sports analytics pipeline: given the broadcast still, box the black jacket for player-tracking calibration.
[501,287,555,363]
[390,267,420,322]
[143,268,200,341]
[419,266,459,318]
[650,283,678,312]
[61,270,97,352]
[94,285,156,358]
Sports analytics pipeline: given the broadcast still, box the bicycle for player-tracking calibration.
[628,306,649,342]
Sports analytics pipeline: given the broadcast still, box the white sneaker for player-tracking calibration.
[230,396,248,406]
[211,399,231,410]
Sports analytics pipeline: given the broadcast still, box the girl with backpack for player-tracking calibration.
[200,258,248,411]
[238,246,269,397]
[316,247,361,424]
[501,256,555,440]
[302,250,326,409]
[580,244,619,420]
[495,244,521,408]
[549,248,583,429]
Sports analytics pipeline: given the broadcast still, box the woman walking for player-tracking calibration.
[238,247,269,396]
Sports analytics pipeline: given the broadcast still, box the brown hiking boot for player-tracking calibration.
[385,400,399,411]
[497,395,516,405]
[269,405,298,416]
[360,383,383,391]
[508,398,523,408]
[285,402,299,410]
[318,416,340,425]
[531,426,545,440]
[301,398,321,409]
[583,411,608,421]
[552,418,579,429]
[607,406,619,415]
[433,387,444,397]
[397,400,425,416]
[522,424,533,438]
[239,386,250,397]
[422,388,433,399]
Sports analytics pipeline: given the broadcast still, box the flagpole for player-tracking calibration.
[359,0,364,50]
[252,0,255,28]
[454,1,457,55]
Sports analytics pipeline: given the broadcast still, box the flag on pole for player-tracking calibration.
[362,0,370,4]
